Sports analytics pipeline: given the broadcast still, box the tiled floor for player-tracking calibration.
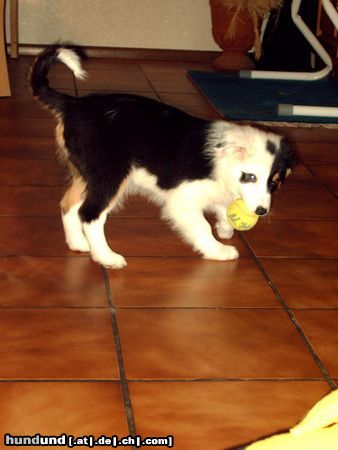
[0,54,337,450]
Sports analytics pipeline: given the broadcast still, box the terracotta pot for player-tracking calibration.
[209,0,255,70]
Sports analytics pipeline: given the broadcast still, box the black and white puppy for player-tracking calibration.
[30,46,293,269]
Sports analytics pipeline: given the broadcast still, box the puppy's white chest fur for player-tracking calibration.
[129,167,229,212]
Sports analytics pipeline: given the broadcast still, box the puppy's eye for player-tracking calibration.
[240,172,257,183]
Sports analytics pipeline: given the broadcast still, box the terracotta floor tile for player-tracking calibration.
[158,92,221,120]
[308,165,338,191]
[109,257,279,308]
[271,189,338,220]
[0,99,52,120]
[0,186,62,216]
[0,118,56,138]
[281,164,324,191]
[48,75,76,91]
[117,309,321,379]
[106,217,250,258]
[76,89,159,100]
[293,310,338,377]
[0,382,128,435]
[7,55,33,73]
[0,136,54,159]
[7,82,38,99]
[295,142,338,164]
[0,216,245,259]
[0,188,156,218]
[146,77,200,94]
[245,221,338,257]
[75,69,152,92]
[8,86,30,102]
[0,160,63,186]
[0,256,107,307]
[159,92,217,107]
[130,381,329,450]
[177,103,220,121]
[0,309,118,379]
[3,53,338,448]
[8,80,73,100]
[82,58,145,72]
[0,214,249,259]
[139,61,213,75]
[275,126,338,144]
[140,62,202,94]
[10,72,75,92]
[262,259,338,309]
[0,217,70,256]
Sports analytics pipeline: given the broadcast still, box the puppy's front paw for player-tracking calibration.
[91,251,127,269]
[66,236,90,253]
[203,244,239,261]
[215,221,234,240]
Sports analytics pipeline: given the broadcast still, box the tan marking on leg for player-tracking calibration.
[55,118,81,182]
[55,119,68,164]
[60,177,87,215]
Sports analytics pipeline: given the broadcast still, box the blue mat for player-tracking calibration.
[188,71,338,124]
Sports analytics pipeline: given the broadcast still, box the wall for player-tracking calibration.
[6,0,219,51]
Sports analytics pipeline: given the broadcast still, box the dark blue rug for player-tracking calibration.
[188,71,338,124]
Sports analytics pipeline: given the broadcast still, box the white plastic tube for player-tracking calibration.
[278,104,338,118]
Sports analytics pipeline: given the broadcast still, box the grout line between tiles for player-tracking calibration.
[0,379,121,383]
[239,233,337,391]
[0,306,111,310]
[1,305,337,311]
[126,377,327,382]
[112,306,338,311]
[137,65,166,100]
[102,268,137,437]
[300,161,337,198]
[0,377,327,383]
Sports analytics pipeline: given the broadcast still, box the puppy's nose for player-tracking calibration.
[255,206,268,216]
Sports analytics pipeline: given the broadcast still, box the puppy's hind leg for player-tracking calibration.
[79,181,128,269]
[60,177,90,252]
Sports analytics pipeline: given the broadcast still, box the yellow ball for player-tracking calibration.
[227,199,259,231]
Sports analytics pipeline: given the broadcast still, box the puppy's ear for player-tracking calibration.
[280,137,296,169]
[216,142,248,160]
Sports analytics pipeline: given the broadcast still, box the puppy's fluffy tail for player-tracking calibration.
[29,45,87,112]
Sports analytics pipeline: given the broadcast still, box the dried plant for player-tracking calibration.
[216,0,283,58]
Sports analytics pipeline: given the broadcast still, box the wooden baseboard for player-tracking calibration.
[10,43,220,62]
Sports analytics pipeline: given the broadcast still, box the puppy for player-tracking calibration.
[30,46,293,269]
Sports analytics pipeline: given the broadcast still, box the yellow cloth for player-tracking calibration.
[247,390,338,450]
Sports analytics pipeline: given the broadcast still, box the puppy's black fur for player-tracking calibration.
[31,47,217,223]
